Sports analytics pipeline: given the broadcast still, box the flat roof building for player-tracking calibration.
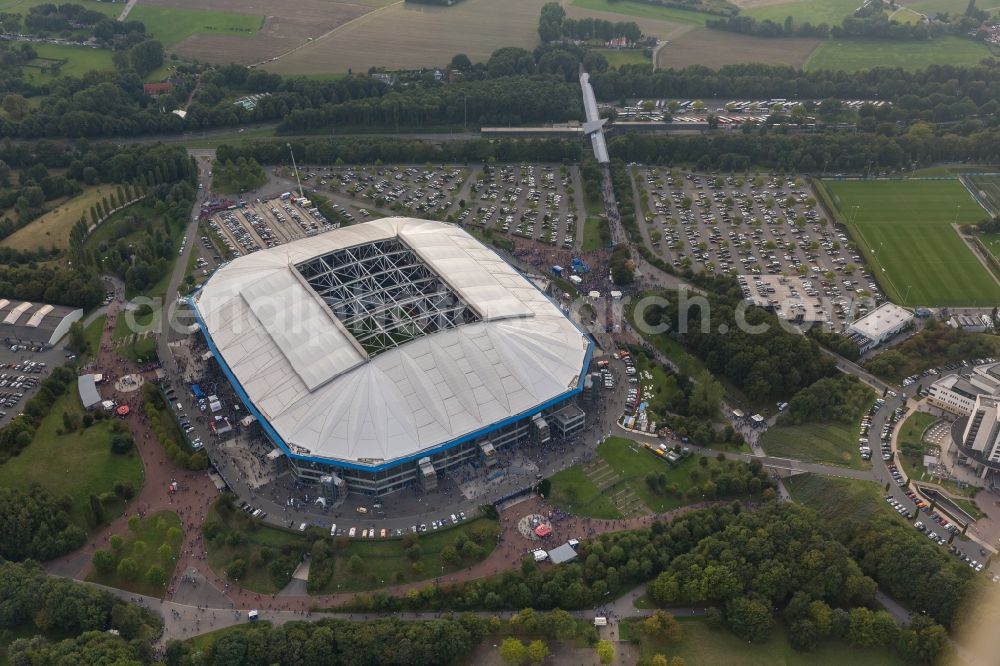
[193,217,591,496]
[846,302,913,353]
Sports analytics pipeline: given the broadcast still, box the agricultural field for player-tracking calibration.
[1,186,107,252]
[657,28,821,69]
[570,0,712,25]
[141,0,380,64]
[267,0,550,74]
[743,0,860,26]
[127,6,264,48]
[900,0,972,15]
[0,0,121,18]
[565,0,698,42]
[823,179,1000,306]
[805,36,992,71]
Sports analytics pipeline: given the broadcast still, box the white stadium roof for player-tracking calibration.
[193,218,590,469]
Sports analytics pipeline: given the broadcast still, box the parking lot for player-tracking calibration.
[460,164,582,249]
[206,195,337,257]
[636,169,885,327]
[0,346,59,426]
[323,164,464,221]
[300,163,586,251]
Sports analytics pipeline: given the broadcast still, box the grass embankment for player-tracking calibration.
[761,393,875,470]
[547,466,623,519]
[785,474,906,526]
[0,392,143,529]
[81,313,106,363]
[549,437,766,518]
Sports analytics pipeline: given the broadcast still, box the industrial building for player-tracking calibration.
[846,302,913,353]
[0,300,82,347]
[192,217,592,497]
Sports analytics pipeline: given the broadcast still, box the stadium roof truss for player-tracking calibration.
[295,237,482,356]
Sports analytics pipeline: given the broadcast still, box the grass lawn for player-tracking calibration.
[954,497,985,520]
[128,6,264,47]
[23,43,114,80]
[315,518,500,593]
[571,0,711,25]
[822,179,1000,306]
[598,437,757,511]
[805,36,991,71]
[87,510,182,596]
[206,503,500,594]
[1,186,107,252]
[547,466,622,519]
[596,48,650,68]
[785,473,905,526]
[745,0,860,26]
[581,216,607,251]
[623,616,907,665]
[0,392,144,529]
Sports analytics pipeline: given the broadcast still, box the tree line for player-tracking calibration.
[606,126,1000,175]
[281,74,582,131]
[217,136,582,168]
[538,3,643,44]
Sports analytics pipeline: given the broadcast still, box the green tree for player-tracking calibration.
[89,494,105,525]
[499,637,527,664]
[116,557,138,580]
[146,564,167,588]
[596,639,614,664]
[526,639,549,664]
[92,549,117,575]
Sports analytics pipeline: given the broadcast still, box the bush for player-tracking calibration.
[110,433,134,454]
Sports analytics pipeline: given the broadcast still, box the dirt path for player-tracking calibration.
[118,0,139,21]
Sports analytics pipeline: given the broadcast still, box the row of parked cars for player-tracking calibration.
[327,511,468,538]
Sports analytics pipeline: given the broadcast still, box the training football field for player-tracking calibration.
[823,179,1000,307]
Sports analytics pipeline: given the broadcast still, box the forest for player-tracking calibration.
[639,279,837,400]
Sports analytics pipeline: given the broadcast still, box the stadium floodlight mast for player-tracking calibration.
[287,143,305,199]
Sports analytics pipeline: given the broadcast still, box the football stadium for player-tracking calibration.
[192,217,592,496]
